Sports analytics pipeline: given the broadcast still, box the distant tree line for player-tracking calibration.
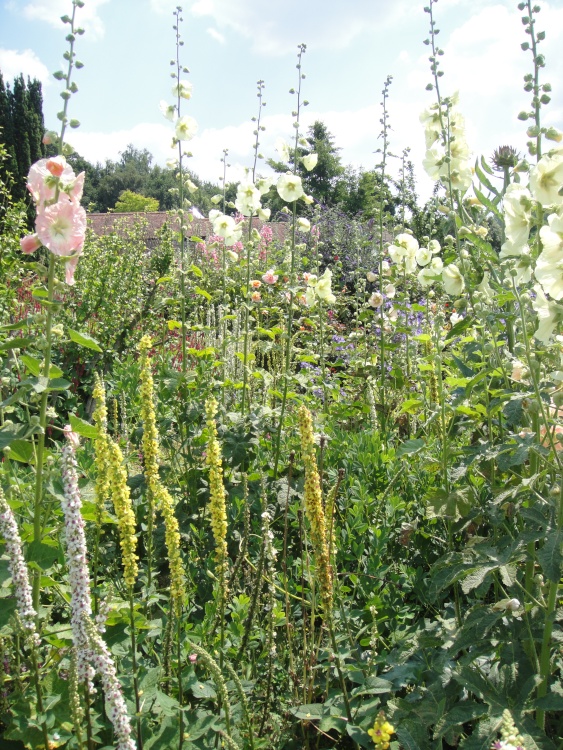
[0,69,443,237]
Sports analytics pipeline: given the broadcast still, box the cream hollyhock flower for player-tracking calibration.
[418,266,436,288]
[212,213,242,245]
[315,268,336,304]
[256,176,274,195]
[503,183,532,250]
[257,207,271,221]
[172,80,193,100]
[428,239,441,254]
[384,283,396,298]
[210,194,222,205]
[369,292,383,308]
[442,263,465,295]
[533,283,563,343]
[366,271,377,282]
[302,194,315,205]
[275,138,290,163]
[535,211,563,299]
[277,173,304,203]
[235,181,262,216]
[160,100,176,121]
[297,217,311,233]
[302,153,318,171]
[529,153,563,207]
[175,115,198,141]
[430,256,443,274]
[416,247,432,267]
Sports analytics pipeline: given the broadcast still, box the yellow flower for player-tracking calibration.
[205,397,229,591]
[139,336,185,614]
[367,711,395,749]
[107,439,138,587]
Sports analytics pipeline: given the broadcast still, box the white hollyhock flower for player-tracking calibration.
[172,80,193,100]
[315,268,336,304]
[302,153,318,171]
[428,239,441,254]
[369,292,383,308]
[503,183,532,250]
[366,271,377,282]
[235,181,262,217]
[384,283,396,298]
[418,266,436,288]
[529,153,563,207]
[430,256,443,274]
[442,263,465,295]
[533,283,563,343]
[297,217,311,233]
[275,138,290,163]
[159,100,176,121]
[535,212,563,299]
[257,207,271,221]
[277,173,304,203]
[256,176,274,195]
[175,115,198,141]
[416,247,432,266]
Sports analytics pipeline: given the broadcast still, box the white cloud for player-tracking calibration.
[186,0,410,55]
[206,27,225,44]
[21,0,109,40]
[0,48,51,84]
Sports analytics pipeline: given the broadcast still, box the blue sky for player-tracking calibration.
[1,0,562,201]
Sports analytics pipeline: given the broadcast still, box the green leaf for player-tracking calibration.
[195,286,211,302]
[167,320,182,330]
[291,704,326,720]
[397,438,425,457]
[474,186,503,222]
[20,354,42,376]
[7,440,34,464]
[400,399,423,415]
[0,337,32,352]
[47,378,71,391]
[69,414,98,440]
[190,264,203,278]
[27,540,61,570]
[68,329,103,352]
[346,723,374,749]
[537,530,563,583]
[0,597,18,628]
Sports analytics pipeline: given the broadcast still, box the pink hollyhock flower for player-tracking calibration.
[27,157,85,208]
[262,269,278,285]
[65,251,82,286]
[66,170,85,204]
[20,234,41,254]
[250,279,262,289]
[251,291,261,302]
[36,199,86,257]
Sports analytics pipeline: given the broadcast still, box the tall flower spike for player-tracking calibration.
[107,439,139,587]
[138,336,185,614]
[0,487,40,645]
[205,397,229,592]
[298,405,333,611]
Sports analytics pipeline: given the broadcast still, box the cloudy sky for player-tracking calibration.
[1,0,562,201]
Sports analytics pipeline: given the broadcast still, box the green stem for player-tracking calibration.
[32,253,56,611]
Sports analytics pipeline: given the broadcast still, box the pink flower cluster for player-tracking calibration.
[61,430,135,750]
[0,490,40,646]
[20,156,86,285]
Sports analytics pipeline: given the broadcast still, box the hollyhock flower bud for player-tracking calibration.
[20,234,41,254]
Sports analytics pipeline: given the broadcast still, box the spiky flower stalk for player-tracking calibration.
[107,440,138,587]
[205,397,229,591]
[60,428,136,750]
[0,486,40,645]
[297,405,332,612]
[139,335,184,615]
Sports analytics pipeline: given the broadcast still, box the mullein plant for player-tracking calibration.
[160,5,198,373]
[60,427,136,750]
[138,335,185,616]
[204,396,229,654]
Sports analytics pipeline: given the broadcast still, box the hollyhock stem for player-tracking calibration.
[32,252,56,610]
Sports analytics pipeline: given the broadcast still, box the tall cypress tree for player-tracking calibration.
[0,73,19,190]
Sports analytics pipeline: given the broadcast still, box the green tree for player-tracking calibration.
[114,190,159,213]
